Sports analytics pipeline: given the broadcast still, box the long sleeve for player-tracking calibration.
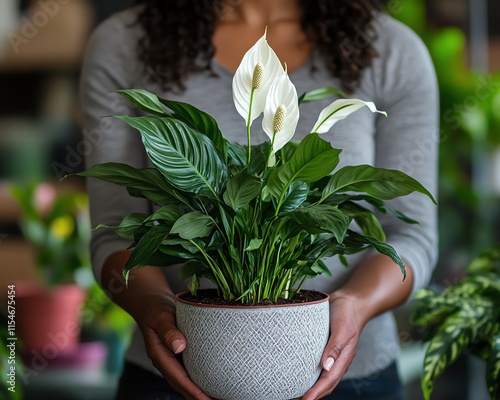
[371,17,439,297]
[80,11,150,285]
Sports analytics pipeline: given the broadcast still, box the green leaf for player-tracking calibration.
[116,89,169,116]
[311,260,332,276]
[170,211,215,240]
[159,244,200,260]
[322,165,437,204]
[486,334,500,399]
[281,182,309,212]
[162,238,200,254]
[207,231,226,250]
[279,140,300,163]
[140,248,183,267]
[159,97,228,159]
[77,163,180,206]
[147,205,183,225]
[420,304,495,400]
[124,225,170,279]
[188,274,200,295]
[323,193,420,224]
[117,116,227,198]
[267,133,342,200]
[344,230,406,278]
[245,238,263,251]
[340,202,386,241]
[248,142,271,176]
[179,261,210,281]
[97,213,148,240]
[286,204,350,243]
[298,86,347,104]
[223,171,262,210]
[229,245,242,269]
[468,246,500,274]
[339,254,349,267]
[227,143,247,168]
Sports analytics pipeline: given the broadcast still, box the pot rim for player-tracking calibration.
[175,290,329,309]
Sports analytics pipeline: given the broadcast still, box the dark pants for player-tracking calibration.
[115,361,404,400]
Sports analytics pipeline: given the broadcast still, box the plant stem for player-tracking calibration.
[263,130,277,176]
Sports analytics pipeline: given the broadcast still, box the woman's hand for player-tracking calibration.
[137,293,212,400]
[301,295,366,400]
[101,252,211,400]
[302,255,414,399]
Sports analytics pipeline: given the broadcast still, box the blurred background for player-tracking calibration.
[0,0,498,399]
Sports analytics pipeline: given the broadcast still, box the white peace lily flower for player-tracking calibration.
[312,99,387,134]
[262,68,300,155]
[232,30,284,126]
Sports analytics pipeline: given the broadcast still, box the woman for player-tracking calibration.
[81,1,438,399]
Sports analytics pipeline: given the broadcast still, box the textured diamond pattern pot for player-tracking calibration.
[176,291,330,400]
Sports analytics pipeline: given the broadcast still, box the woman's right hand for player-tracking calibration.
[137,294,212,400]
[101,252,211,400]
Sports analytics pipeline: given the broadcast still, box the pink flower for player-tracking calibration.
[34,183,56,217]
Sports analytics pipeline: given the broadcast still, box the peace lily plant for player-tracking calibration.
[80,32,435,304]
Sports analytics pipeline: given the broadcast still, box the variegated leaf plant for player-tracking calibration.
[413,246,500,400]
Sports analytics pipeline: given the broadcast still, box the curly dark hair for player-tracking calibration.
[134,0,384,93]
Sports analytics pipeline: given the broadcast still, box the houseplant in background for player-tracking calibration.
[413,246,500,400]
[80,32,436,400]
[11,183,90,357]
[81,282,134,375]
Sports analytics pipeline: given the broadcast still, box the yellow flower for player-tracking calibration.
[50,216,74,241]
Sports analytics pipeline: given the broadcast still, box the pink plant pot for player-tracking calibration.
[15,283,86,357]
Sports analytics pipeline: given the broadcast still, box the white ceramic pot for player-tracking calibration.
[176,291,330,400]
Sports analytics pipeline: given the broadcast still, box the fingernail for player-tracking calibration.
[172,339,183,354]
[324,357,335,371]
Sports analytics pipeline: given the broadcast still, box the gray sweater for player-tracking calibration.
[81,7,438,380]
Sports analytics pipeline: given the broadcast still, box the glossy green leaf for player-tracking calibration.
[117,116,227,198]
[159,97,228,159]
[227,143,247,168]
[116,89,169,116]
[311,260,332,276]
[124,225,170,279]
[245,238,263,251]
[140,248,183,268]
[298,86,347,104]
[321,165,437,204]
[340,202,386,241]
[95,213,148,240]
[159,244,200,260]
[170,211,215,240]
[146,205,183,225]
[286,204,350,243]
[162,237,200,254]
[247,141,271,176]
[223,171,262,210]
[77,163,179,206]
[267,133,341,200]
[281,182,309,212]
[323,193,420,224]
[207,231,226,250]
[344,230,406,278]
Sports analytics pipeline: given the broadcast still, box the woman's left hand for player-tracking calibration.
[301,295,366,400]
